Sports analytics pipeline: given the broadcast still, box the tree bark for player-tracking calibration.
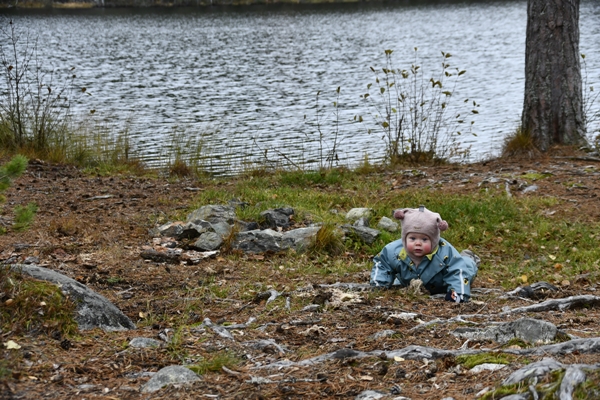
[521,0,587,151]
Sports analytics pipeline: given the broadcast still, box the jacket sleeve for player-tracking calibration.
[442,245,477,299]
[370,241,399,287]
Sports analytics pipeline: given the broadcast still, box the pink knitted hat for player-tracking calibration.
[393,206,449,248]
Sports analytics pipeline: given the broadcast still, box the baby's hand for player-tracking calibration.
[445,290,462,303]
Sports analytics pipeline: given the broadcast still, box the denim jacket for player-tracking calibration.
[370,238,477,299]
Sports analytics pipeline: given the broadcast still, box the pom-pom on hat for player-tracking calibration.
[393,205,448,248]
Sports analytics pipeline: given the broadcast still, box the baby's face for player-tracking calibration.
[406,232,433,257]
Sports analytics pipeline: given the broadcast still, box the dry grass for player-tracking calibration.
[501,126,541,158]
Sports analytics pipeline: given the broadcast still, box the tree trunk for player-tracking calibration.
[521,0,587,151]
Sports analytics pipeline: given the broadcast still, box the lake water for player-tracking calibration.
[2,1,600,173]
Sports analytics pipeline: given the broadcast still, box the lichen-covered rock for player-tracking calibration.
[140,365,200,393]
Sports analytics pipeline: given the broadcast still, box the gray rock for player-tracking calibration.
[129,337,163,348]
[354,390,387,400]
[236,220,260,232]
[353,217,370,228]
[281,226,321,252]
[140,365,200,393]
[193,231,223,251]
[377,216,399,232]
[345,208,373,223]
[154,221,185,238]
[232,229,283,253]
[340,224,380,245]
[261,207,294,229]
[369,330,397,340]
[469,363,506,374]
[10,264,135,331]
[211,220,232,238]
[522,184,539,193]
[180,220,214,239]
[187,204,236,224]
[452,318,558,344]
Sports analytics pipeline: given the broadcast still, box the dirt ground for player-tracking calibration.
[1,150,600,400]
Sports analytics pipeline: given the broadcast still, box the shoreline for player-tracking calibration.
[2,0,393,9]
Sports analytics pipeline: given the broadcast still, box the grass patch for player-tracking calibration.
[179,164,600,290]
[520,172,551,181]
[501,126,540,158]
[12,202,38,231]
[0,266,78,337]
[309,223,345,256]
[188,351,241,375]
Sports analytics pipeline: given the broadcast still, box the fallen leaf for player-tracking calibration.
[4,340,21,350]
[394,356,405,362]
[521,275,528,283]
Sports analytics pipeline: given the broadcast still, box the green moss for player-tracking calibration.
[187,351,241,375]
[521,172,551,181]
[480,384,523,400]
[503,338,531,349]
[456,353,514,369]
[574,369,600,399]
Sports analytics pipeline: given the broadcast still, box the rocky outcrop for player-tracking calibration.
[144,205,393,260]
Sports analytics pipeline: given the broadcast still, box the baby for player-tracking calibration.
[370,206,479,302]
